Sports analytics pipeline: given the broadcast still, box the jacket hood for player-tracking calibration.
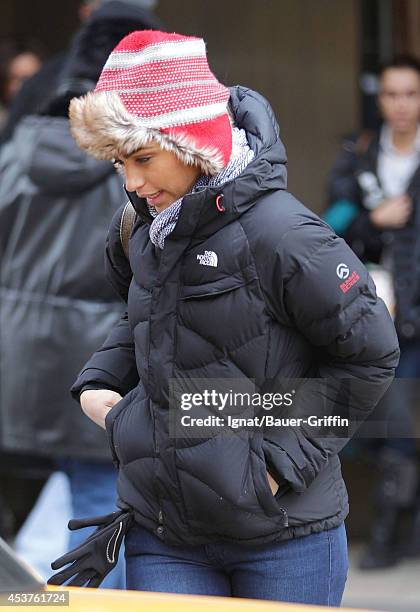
[127,86,288,236]
[13,115,114,195]
[229,85,287,189]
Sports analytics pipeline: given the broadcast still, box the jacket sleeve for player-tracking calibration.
[71,205,138,399]
[260,215,400,494]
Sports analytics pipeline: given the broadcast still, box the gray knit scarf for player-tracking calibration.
[148,127,254,250]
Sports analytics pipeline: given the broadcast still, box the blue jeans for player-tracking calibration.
[125,523,348,606]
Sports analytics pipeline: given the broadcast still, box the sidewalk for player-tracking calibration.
[342,545,420,612]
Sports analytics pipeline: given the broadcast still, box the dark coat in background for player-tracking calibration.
[0,0,164,461]
[0,116,125,459]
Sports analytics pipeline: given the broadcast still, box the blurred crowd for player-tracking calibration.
[0,0,419,591]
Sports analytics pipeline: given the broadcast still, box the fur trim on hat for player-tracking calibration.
[69,91,229,175]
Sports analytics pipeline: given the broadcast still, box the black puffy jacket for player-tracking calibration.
[72,87,399,545]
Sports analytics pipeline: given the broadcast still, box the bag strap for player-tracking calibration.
[119,202,137,259]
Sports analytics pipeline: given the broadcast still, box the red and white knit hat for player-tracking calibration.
[69,30,232,174]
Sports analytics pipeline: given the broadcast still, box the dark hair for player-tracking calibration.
[379,55,420,79]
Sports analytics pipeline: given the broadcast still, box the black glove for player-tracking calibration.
[48,509,133,588]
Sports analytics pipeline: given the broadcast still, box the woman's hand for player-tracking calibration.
[267,471,279,496]
[80,389,123,430]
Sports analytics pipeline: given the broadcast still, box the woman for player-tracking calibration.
[49,30,399,605]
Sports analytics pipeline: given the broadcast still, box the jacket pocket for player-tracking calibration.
[180,275,249,300]
[250,436,289,524]
[175,432,288,537]
[177,276,266,371]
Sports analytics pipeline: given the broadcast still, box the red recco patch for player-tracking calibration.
[340,271,360,293]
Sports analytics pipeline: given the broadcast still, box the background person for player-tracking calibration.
[324,56,420,569]
[0,0,161,144]
[0,39,43,129]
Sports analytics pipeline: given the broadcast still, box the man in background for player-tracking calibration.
[325,56,420,569]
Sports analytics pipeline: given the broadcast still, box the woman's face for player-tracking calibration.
[116,143,201,213]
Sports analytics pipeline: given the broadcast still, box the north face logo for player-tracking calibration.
[197,251,218,267]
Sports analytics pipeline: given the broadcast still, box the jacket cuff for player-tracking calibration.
[71,368,126,401]
[77,383,121,402]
